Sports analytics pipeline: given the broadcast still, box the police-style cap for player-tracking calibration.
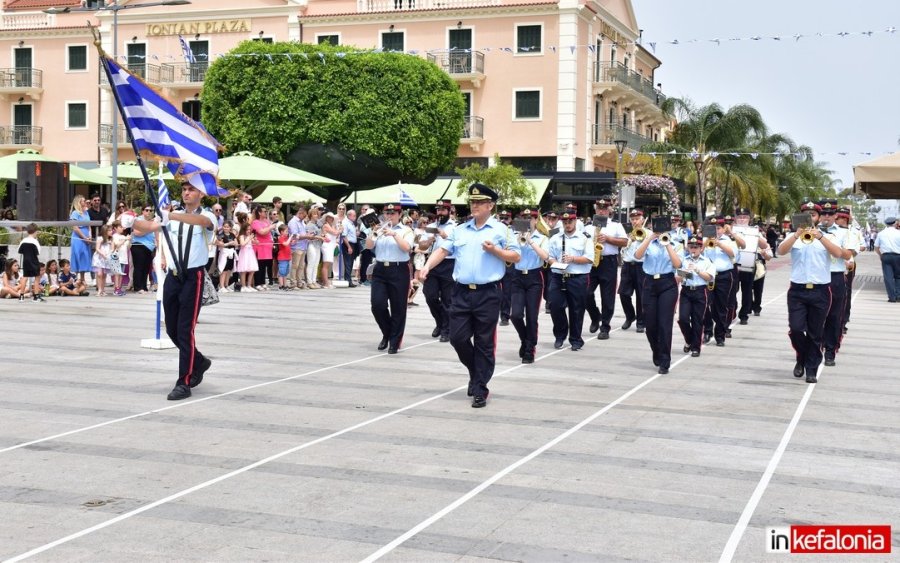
[819,200,838,214]
[671,210,683,218]
[885,217,897,226]
[521,209,538,218]
[564,203,577,211]
[561,211,577,220]
[724,214,734,224]
[713,215,725,225]
[836,206,851,217]
[498,210,510,218]
[629,209,644,217]
[468,183,498,202]
[735,207,751,216]
[383,202,401,212]
[687,235,703,246]
[435,199,453,209]
[800,201,822,212]
[594,199,612,208]
[542,210,558,218]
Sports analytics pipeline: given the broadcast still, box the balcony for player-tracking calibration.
[99,124,130,148]
[159,62,209,88]
[357,0,500,12]
[100,63,163,87]
[461,115,484,151]
[591,124,651,151]
[0,68,43,100]
[0,126,43,150]
[427,51,485,87]
[1,13,52,29]
[593,62,665,111]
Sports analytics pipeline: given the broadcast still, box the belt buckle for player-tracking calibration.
[468,283,476,290]
[805,283,813,289]
[653,274,661,280]
[522,269,528,275]
[383,261,390,267]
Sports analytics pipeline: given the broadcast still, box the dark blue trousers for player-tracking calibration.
[549,272,588,347]
[162,267,206,387]
[370,261,410,349]
[678,285,709,353]
[500,265,515,321]
[510,269,544,358]
[704,270,734,342]
[423,259,454,338]
[618,261,645,326]
[641,275,678,369]
[823,271,847,359]
[585,257,618,331]
[788,283,831,377]
[449,282,501,397]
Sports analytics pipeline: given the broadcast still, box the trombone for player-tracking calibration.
[630,216,648,242]
[705,238,717,249]
[658,233,671,245]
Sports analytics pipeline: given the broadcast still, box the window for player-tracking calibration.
[67,45,87,71]
[252,37,274,44]
[381,31,404,52]
[514,90,541,120]
[66,102,87,129]
[516,24,542,53]
[317,35,339,46]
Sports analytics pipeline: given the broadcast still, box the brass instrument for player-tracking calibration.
[535,215,550,237]
[659,233,671,245]
[592,226,603,267]
[705,238,717,249]
[800,228,816,244]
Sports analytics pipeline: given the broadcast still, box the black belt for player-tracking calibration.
[791,282,827,290]
[170,265,204,278]
[553,272,586,278]
[647,272,675,280]
[883,252,898,255]
[682,284,706,291]
[516,269,539,275]
[457,281,499,290]
[377,261,409,267]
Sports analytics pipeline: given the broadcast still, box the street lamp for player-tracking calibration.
[693,157,704,220]
[46,0,191,210]
[614,139,627,215]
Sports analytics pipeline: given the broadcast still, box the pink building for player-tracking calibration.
[0,0,668,207]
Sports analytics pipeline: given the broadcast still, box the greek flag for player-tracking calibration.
[157,176,170,208]
[178,35,196,64]
[101,56,225,197]
[398,188,417,207]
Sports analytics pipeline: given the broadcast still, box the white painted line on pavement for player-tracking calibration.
[718,282,866,563]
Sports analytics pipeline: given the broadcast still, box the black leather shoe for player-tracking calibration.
[190,356,211,388]
[377,338,389,351]
[753,309,761,316]
[806,374,818,384]
[439,334,450,343]
[716,340,725,347]
[842,327,848,335]
[472,396,487,408]
[739,318,748,325]
[571,343,583,351]
[167,384,191,401]
[544,305,551,314]
[499,319,510,326]
[597,330,610,340]
[589,321,599,333]
[683,344,691,353]
[824,357,836,367]
[431,327,441,338]
[691,350,700,357]
[653,359,659,367]
[658,367,669,375]
[621,319,634,330]
[793,362,804,378]
[348,283,358,288]
[725,330,733,338]
[703,334,712,344]
[635,325,645,333]
[388,346,399,355]
[522,355,534,364]
[518,343,526,358]
[554,338,565,349]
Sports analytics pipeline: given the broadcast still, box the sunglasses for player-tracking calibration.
[143,208,153,212]
[384,210,398,215]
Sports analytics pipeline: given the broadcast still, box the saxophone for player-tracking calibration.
[592,223,604,267]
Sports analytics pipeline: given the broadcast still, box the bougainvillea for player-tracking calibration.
[619,175,680,214]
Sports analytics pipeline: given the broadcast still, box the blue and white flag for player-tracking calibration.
[101,56,225,197]
[157,175,170,208]
[399,188,417,207]
[178,35,196,64]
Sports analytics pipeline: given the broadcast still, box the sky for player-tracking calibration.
[630,0,900,196]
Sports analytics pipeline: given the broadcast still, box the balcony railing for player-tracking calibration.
[0,68,42,89]
[99,124,130,145]
[101,63,163,85]
[427,51,484,75]
[159,62,209,85]
[593,62,665,108]
[0,126,42,146]
[1,13,52,29]
[462,115,483,139]
[358,0,500,12]
[592,124,650,150]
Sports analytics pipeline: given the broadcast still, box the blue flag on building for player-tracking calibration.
[101,55,225,197]
[399,187,417,207]
[178,35,196,64]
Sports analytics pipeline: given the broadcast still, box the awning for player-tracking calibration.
[445,178,552,205]
[255,185,326,204]
[343,179,452,206]
[854,151,900,198]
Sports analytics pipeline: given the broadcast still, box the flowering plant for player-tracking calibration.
[618,175,680,214]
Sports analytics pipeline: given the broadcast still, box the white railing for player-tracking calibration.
[1,13,52,29]
[358,0,500,12]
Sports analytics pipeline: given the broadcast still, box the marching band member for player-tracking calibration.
[702,216,737,347]
[677,235,716,357]
[541,210,559,312]
[818,199,854,367]
[422,199,456,342]
[777,202,846,383]
[417,184,521,408]
[836,206,863,334]
[733,207,770,325]
[722,213,746,337]
[584,199,628,340]
[547,210,595,351]
[510,209,550,364]
[366,202,414,354]
[497,210,514,326]
[618,208,646,334]
[634,220,682,374]
[668,210,690,249]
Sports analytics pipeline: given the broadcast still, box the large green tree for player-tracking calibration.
[456,155,535,207]
[202,41,465,194]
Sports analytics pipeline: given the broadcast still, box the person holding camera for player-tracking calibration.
[634,217,682,375]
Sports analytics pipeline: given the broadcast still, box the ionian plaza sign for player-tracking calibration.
[146,19,251,36]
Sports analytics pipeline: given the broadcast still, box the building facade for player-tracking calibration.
[0,0,669,206]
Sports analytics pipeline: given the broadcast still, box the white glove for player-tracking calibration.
[160,209,170,226]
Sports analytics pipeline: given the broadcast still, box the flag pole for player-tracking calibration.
[145,162,174,349]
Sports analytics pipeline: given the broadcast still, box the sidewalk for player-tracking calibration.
[0,251,896,561]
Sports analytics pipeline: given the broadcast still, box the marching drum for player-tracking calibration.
[734,226,760,273]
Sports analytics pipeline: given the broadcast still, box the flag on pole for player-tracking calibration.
[398,187,417,207]
[101,55,225,197]
[178,35,196,64]
[157,176,170,208]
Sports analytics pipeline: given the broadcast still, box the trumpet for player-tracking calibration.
[705,238,717,249]
[659,233,671,245]
[800,228,817,244]
[632,228,646,242]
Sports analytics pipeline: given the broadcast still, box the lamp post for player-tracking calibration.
[693,157,704,220]
[614,139,627,216]
[46,0,191,211]
[724,159,733,214]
